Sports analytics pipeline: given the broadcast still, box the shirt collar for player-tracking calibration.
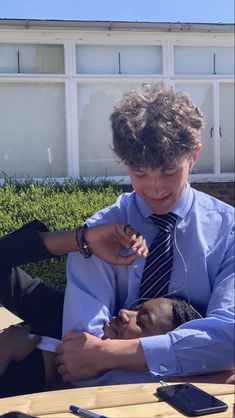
[172,183,193,219]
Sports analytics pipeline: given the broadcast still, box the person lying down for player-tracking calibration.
[0,296,201,396]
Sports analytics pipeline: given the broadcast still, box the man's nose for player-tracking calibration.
[118,309,130,323]
[147,179,166,198]
[118,309,136,323]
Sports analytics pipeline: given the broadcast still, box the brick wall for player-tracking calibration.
[192,182,235,207]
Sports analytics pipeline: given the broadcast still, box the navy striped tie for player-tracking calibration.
[139,212,178,301]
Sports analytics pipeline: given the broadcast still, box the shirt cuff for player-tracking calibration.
[140,333,177,376]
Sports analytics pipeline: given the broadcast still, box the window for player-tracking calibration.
[0,44,64,74]
[174,46,234,76]
[0,82,67,178]
[77,82,163,177]
[175,82,234,176]
[175,83,214,174]
[0,32,233,182]
[77,83,139,177]
[76,45,162,74]
[219,83,234,173]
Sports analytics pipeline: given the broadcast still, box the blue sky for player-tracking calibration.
[0,0,234,23]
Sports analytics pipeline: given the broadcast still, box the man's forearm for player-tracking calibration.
[56,332,148,382]
[39,223,148,264]
[101,338,148,373]
[39,230,77,256]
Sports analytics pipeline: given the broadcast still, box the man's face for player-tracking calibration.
[103,298,174,340]
[128,147,201,215]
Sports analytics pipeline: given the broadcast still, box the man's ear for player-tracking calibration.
[190,144,202,171]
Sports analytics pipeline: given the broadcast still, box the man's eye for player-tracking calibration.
[163,170,178,177]
[134,173,146,178]
[136,318,142,327]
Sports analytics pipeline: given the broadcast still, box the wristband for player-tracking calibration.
[75,223,92,258]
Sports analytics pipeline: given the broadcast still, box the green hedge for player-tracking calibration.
[0,178,130,290]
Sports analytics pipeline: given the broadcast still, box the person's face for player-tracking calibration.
[103,298,174,340]
[128,146,201,215]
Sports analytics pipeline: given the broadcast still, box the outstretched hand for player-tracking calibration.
[85,223,148,265]
[0,324,41,375]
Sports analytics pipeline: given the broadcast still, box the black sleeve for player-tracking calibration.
[0,219,53,269]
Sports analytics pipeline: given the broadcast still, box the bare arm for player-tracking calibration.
[39,223,148,265]
[39,229,78,256]
[56,331,148,382]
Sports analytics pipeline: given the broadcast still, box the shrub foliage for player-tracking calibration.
[0,178,128,289]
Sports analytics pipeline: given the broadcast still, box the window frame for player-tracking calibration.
[0,32,233,183]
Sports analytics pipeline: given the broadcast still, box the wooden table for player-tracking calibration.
[0,382,234,418]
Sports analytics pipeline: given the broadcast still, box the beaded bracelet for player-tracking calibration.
[75,223,92,258]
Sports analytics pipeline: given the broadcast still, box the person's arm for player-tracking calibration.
[56,331,147,382]
[40,223,148,265]
[57,269,234,382]
[139,239,235,378]
[1,220,147,268]
[57,229,234,382]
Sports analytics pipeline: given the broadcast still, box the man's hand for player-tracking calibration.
[0,324,41,375]
[85,223,148,265]
[55,330,147,382]
[55,332,104,381]
[40,222,148,264]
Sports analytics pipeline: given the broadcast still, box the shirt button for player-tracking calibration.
[159,364,168,373]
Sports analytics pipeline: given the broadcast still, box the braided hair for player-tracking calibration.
[169,297,202,329]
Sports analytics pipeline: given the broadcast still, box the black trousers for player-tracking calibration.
[0,220,65,397]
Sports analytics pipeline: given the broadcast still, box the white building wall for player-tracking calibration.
[0,22,234,183]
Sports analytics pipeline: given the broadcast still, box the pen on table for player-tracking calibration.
[69,404,108,418]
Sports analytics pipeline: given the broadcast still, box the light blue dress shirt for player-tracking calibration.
[63,185,234,386]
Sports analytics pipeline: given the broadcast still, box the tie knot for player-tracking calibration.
[150,212,178,233]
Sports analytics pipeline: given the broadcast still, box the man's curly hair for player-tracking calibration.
[110,85,204,170]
